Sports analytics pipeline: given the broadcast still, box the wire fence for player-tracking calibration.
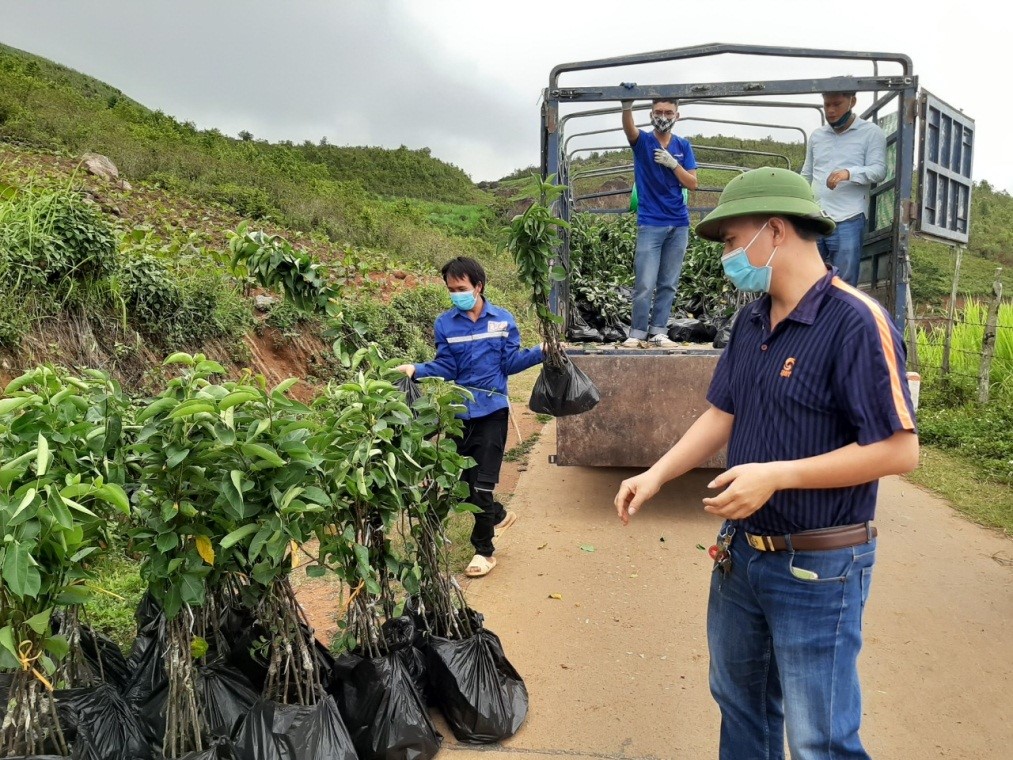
[908,271,1011,403]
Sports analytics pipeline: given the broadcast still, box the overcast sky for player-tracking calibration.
[3,0,1008,193]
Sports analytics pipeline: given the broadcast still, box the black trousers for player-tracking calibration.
[457,408,509,557]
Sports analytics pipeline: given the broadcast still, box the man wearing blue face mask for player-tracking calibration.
[614,168,919,759]
[396,256,543,578]
[801,91,887,286]
[619,97,699,347]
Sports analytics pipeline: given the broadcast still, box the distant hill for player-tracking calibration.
[0,42,486,234]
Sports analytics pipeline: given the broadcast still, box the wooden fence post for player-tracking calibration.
[942,245,963,377]
[977,267,1003,404]
[905,255,920,373]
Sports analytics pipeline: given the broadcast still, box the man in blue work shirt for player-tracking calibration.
[801,91,887,286]
[614,168,918,759]
[620,96,699,348]
[396,256,543,578]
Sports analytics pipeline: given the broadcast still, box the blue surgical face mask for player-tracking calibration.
[450,290,477,311]
[721,222,778,293]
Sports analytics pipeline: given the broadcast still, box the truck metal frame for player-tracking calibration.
[539,44,973,467]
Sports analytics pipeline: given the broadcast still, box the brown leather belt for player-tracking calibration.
[744,523,877,552]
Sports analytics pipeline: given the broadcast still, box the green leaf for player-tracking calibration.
[47,488,74,530]
[156,532,179,552]
[63,497,99,519]
[56,584,91,605]
[169,400,216,419]
[220,390,260,410]
[272,378,299,396]
[136,397,177,424]
[0,626,17,657]
[195,360,226,375]
[36,433,49,476]
[164,352,195,366]
[353,543,369,570]
[26,609,52,635]
[220,523,259,549]
[45,635,70,660]
[0,396,32,416]
[240,443,285,467]
[10,488,38,522]
[3,542,41,598]
[179,573,205,605]
[166,447,190,468]
[95,484,130,515]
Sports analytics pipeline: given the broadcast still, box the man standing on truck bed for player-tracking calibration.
[801,91,887,286]
[620,96,699,348]
[614,167,918,759]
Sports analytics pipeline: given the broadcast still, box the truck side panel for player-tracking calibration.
[556,351,726,468]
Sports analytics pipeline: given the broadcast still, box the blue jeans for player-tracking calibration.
[631,225,689,339]
[707,526,876,760]
[817,214,866,286]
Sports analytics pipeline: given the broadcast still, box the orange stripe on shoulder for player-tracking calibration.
[831,278,915,430]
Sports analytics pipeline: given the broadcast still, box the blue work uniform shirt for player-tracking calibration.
[706,269,917,535]
[413,301,543,420]
[631,129,698,227]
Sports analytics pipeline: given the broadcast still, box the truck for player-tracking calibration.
[539,44,974,467]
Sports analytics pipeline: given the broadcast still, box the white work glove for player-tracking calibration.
[621,99,634,111]
[654,149,680,171]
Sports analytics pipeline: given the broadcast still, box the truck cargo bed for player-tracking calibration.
[555,345,725,468]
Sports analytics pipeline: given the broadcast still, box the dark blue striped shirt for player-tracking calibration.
[706,269,917,534]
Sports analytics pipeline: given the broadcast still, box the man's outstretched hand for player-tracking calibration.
[614,471,662,526]
[395,364,416,378]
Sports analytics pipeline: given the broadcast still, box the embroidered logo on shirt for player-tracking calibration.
[488,321,508,332]
[780,358,796,378]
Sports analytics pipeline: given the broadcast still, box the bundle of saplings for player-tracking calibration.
[509,178,600,417]
[0,367,132,758]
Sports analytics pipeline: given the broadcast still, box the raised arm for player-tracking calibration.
[621,100,640,145]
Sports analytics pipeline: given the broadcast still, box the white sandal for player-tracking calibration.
[465,554,497,577]
[494,511,518,538]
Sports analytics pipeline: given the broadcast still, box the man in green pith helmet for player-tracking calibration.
[614,167,918,759]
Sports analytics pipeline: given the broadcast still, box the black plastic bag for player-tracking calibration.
[197,661,260,739]
[528,358,600,417]
[599,325,628,343]
[424,624,528,743]
[380,617,428,708]
[74,626,132,691]
[330,647,441,760]
[56,683,152,760]
[227,619,335,702]
[232,696,357,760]
[667,318,716,343]
[121,600,168,749]
[395,376,423,409]
[713,308,743,349]
[175,735,237,760]
[565,311,602,343]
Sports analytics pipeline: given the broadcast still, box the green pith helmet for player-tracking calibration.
[695,167,836,241]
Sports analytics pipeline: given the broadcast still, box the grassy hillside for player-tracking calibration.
[0,43,488,232]
[0,42,538,394]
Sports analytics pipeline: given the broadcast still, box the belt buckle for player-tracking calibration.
[746,533,768,551]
